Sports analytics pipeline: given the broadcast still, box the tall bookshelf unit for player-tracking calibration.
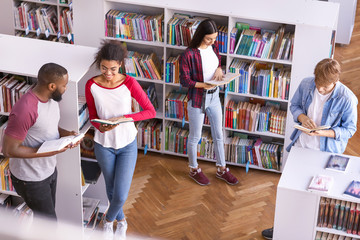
[73,0,339,173]
[273,147,360,239]
[0,34,107,233]
[0,0,74,44]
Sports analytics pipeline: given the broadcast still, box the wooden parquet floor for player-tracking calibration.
[123,3,360,240]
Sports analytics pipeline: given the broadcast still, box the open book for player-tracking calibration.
[294,124,330,133]
[91,117,133,125]
[37,133,85,154]
[206,72,241,86]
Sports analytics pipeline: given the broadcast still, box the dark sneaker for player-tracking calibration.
[261,227,273,240]
[216,167,239,185]
[189,168,210,186]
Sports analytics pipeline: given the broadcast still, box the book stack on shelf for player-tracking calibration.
[135,119,162,151]
[232,23,294,61]
[165,55,180,84]
[225,100,286,135]
[0,156,13,192]
[165,90,189,121]
[132,83,159,112]
[105,10,164,42]
[227,59,291,99]
[12,0,74,44]
[83,197,100,229]
[78,96,88,131]
[124,51,162,80]
[224,136,283,170]
[0,74,35,113]
[164,122,190,155]
[217,25,228,53]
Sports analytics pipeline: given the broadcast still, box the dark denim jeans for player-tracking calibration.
[11,169,57,221]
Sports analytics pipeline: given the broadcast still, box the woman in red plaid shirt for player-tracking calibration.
[180,19,238,186]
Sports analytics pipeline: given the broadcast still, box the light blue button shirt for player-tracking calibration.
[287,77,358,154]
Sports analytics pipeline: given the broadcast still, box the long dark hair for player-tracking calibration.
[189,19,218,49]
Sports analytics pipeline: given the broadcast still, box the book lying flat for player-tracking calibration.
[308,174,334,193]
[344,180,360,199]
[37,133,85,154]
[206,72,241,86]
[325,154,350,173]
[294,124,330,133]
[91,117,133,125]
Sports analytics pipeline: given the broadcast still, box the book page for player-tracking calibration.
[91,117,133,125]
[294,124,330,133]
[37,133,85,154]
[206,72,241,86]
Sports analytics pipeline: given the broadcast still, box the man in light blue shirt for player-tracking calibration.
[262,58,358,239]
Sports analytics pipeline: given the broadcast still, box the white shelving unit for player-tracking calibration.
[0,34,107,233]
[71,0,339,172]
[0,0,74,44]
[72,0,339,172]
[273,147,360,239]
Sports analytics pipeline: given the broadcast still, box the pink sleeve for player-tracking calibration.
[123,76,156,121]
[5,93,38,140]
[85,79,101,131]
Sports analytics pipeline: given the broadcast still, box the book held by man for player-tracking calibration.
[37,133,85,154]
[325,154,350,173]
[308,175,334,193]
[294,124,330,133]
[91,117,133,125]
[206,72,241,86]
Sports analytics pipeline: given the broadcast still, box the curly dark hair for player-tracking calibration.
[93,40,128,68]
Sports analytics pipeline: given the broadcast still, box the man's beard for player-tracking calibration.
[51,89,63,102]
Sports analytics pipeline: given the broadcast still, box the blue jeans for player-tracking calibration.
[94,138,138,221]
[187,88,225,168]
[11,169,57,220]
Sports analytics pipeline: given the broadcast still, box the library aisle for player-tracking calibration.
[121,2,360,239]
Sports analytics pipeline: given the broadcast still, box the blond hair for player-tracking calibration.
[314,58,341,86]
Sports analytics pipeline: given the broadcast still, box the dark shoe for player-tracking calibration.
[262,227,273,240]
[189,168,210,186]
[216,167,239,185]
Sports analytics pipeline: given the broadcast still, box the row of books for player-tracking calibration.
[124,51,162,80]
[316,231,355,240]
[131,83,159,112]
[165,55,180,84]
[59,8,73,35]
[15,31,73,44]
[228,59,291,99]
[217,26,228,53]
[225,100,286,135]
[0,116,8,153]
[0,74,35,113]
[135,119,162,151]
[78,96,88,130]
[167,14,206,46]
[165,91,189,121]
[232,24,294,61]
[0,156,14,192]
[317,197,360,236]
[225,137,282,170]
[105,10,164,42]
[12,202,33,223]
[14,3,58,34]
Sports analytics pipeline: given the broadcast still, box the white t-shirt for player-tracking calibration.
[199,46,219,83]
[294,87,333,150]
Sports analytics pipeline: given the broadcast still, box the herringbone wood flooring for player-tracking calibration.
[123,3,360,239]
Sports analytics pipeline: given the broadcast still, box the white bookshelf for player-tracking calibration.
[71,0,339,172]
[0,34,106,233]
[0,0,74,44]
[273,147,360,239]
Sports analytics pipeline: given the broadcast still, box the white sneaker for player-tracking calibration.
[114,220,127,239]
[103,220,114,240]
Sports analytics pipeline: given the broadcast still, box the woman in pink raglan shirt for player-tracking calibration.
[85,40,155,240]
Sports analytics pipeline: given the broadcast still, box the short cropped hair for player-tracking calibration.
[38,63,68,85]
[93,40,128,68]
[314,58,341,86]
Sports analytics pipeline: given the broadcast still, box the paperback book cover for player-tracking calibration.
[344,180,360,198]
[308,175,334,193]
[325,155,350,173]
